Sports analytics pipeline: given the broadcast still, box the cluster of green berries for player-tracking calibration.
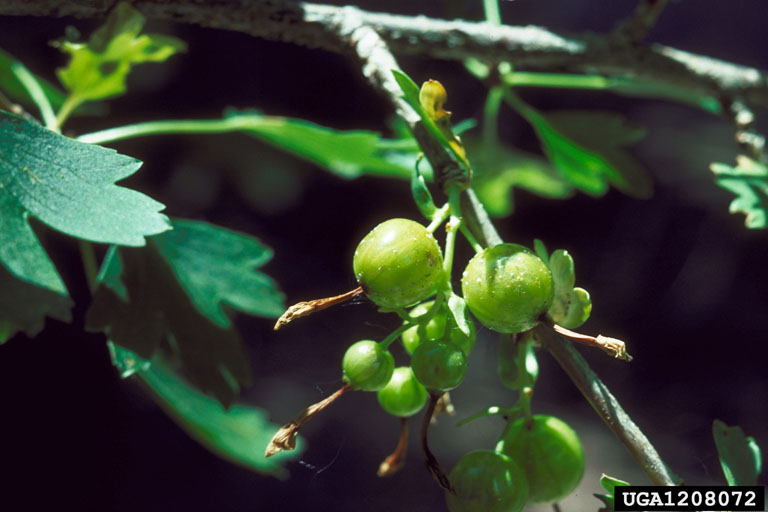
[338,217,588,509]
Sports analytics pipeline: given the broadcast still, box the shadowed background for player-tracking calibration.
[0,1,767,510]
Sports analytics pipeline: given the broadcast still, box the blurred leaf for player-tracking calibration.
[0,111,171,246]
[87,220,284,406]
[0,262,72,343]
[710,156,768,229]
[536,110,651,197]
[0,47,67,109]
[466,137,573,217]
[56,2,185,105]
[107,340,150,378]
[713,419,762,486]
[108,346,300,478]
[596,474,631,512]
[239,114,416,179]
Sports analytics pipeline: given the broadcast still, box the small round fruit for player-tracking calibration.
[402,302,476,356]
[411,340,466,392]
[353,218,444,309]
[461,243,553,333]
[497,415,585,504]
[445,450,528,512]
[342,340,395,391]
[377,366,428,417]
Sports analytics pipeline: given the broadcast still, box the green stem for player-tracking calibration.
[503,72,612,90]
[78,239,98,294]
[76,116,265,144]
[459,224,483,254]
[426,204,450,234]
[379,323,412,350]
[482,86,503,148]
[482,0,502,25]
[55,94,81,131]
[10,62,57,130]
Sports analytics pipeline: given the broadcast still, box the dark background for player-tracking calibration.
[1,1,767,511]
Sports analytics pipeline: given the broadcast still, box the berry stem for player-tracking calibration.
[378,323,412,350]
[378,417,409,477]
[421,393,455,493]
[426,204,450,233]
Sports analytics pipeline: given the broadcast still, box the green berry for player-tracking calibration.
[411,340,466,392]
[445,450,528,512]
[377,366,428,417]
[353,218,444,309]
[461,243,553,334]
[497,415,585,504]
[401,301,476,357]
[342,340,395,391]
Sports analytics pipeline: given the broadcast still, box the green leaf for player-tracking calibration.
[595,474,631,512]
[0,111,171,245]
[447,292,471,337]
[710,156,768,229]
[239,115,416,179]
[466,137,573,217]
[107,340,150,378]
[410,158,437,218]
[533,239,549,266]
[713,419,762,486]
[152,219,285,325]
[86,220,285,406]
[0,261,72,343]
[56,2,185,104]
[115,352,300,478]
[544,111,652,198]
[498,333,537,390]
[391,69,469,167]
[546,249,592,329]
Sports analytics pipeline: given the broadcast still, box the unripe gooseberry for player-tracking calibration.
[342,340,395,391]
[353,218,444,309]
[377,366,428,417]
[445,450,529,512]
[461,243,553,334]
[411,340,467,392]
[401,301,476,356]
[497,415,585,504]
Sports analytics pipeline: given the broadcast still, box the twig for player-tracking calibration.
[613,0,670,43]
[723,98,767,164]
[1,1,767,113]
[534,324,682,486]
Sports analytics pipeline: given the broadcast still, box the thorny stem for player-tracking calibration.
[421,393,454,493]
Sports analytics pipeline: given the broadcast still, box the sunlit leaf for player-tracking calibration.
[711,156,768,229]
[86,220,285,407]
[56,2,185,104]
[713,419,762,486]
[0,111,170,246]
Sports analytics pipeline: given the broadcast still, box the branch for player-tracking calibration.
[1,0,767,111]
[0,0,687,489]
[535,324,681,486]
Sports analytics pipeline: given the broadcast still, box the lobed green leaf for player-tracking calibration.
[0,111,171,246]
[56,2,186,104]
[86,220,285,407]
[713,419,762,486]
[711,156,768,229]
